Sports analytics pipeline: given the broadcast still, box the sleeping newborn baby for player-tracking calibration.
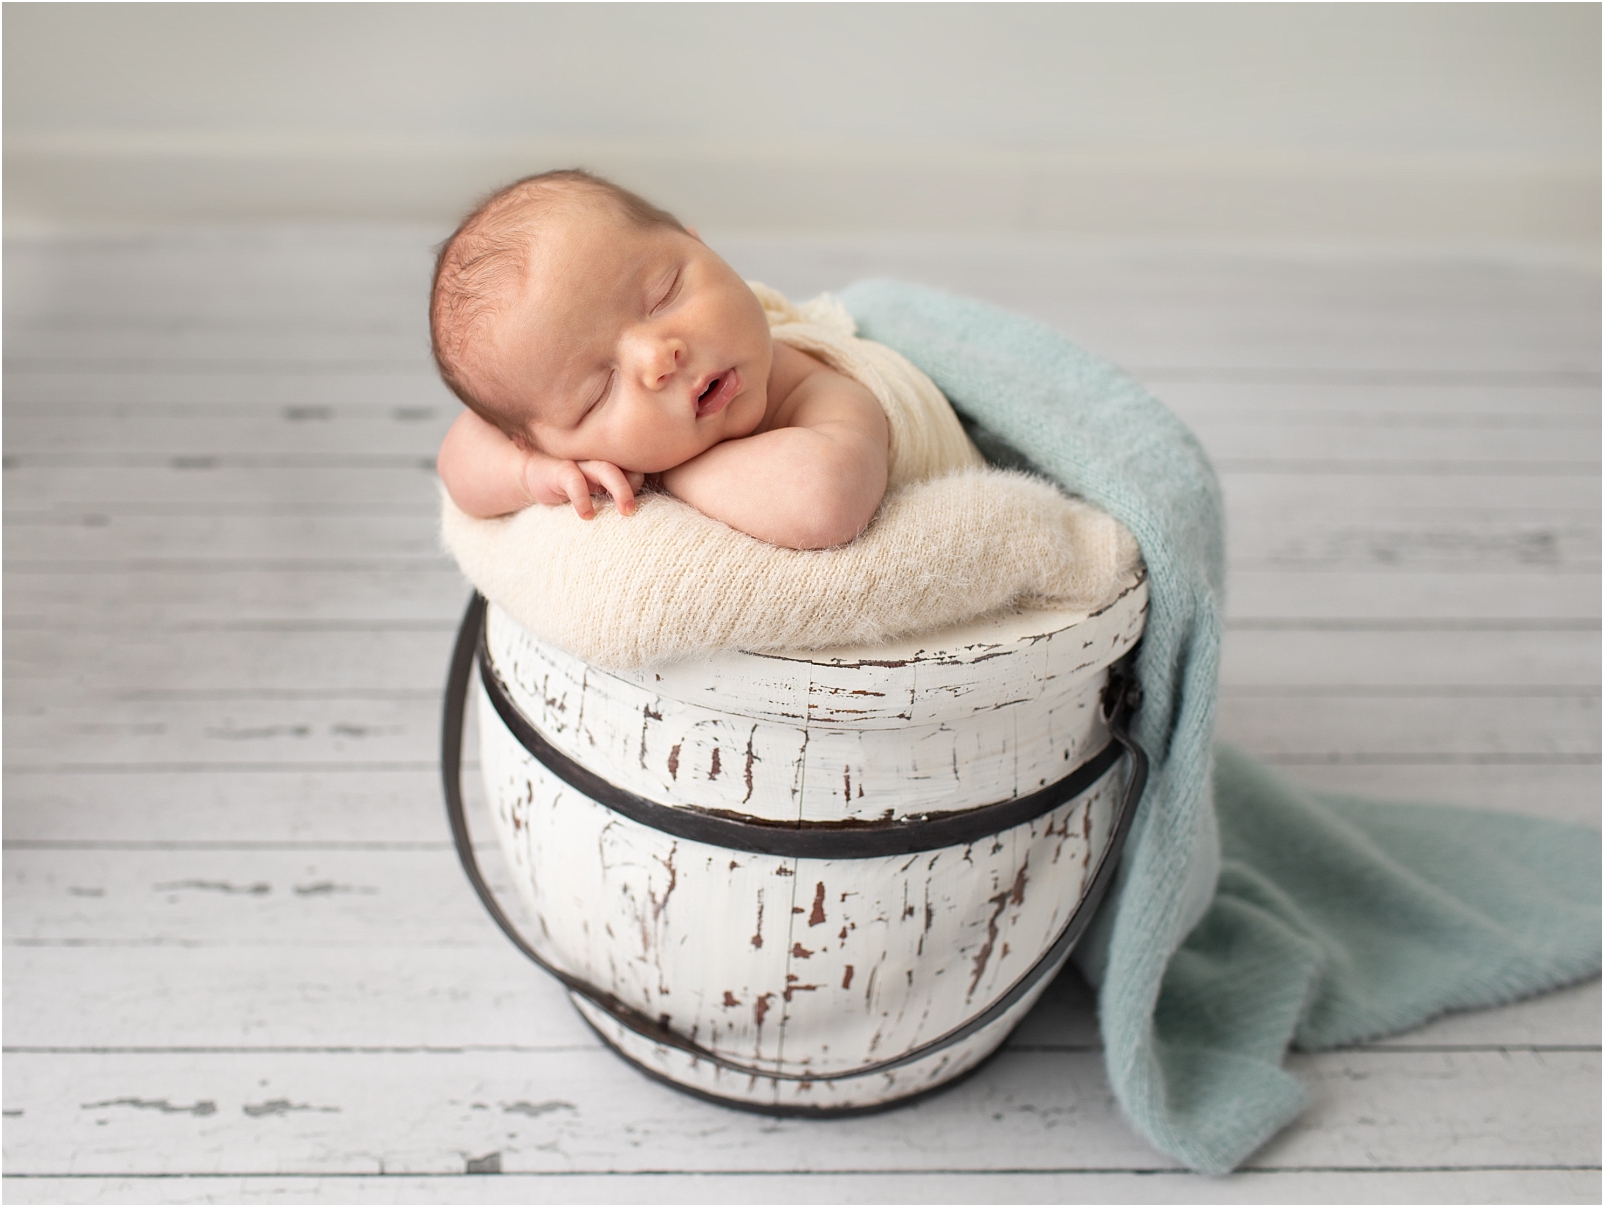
[435,171,1140,666]
[432,169,891,550]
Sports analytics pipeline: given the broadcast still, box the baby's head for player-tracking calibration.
[430,169,773,474]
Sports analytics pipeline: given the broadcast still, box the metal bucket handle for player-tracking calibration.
[441,592,1147,1083]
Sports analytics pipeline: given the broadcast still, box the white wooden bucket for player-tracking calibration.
[443,578,1148,1114]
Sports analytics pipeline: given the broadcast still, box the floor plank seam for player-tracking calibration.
[4,762,453,774]
[1128,370,1604,387]
[1221,686,1601,697]
[5,560,454,572]
[4,1164,1600,1180]
[5,360,434,373]
[27,690,447,701]
[3,1045,606,1055]
[13,755,1597,776]
[3,841,469,851]
[1225,619,1601,631]
[8,455,439,469]
[4,939,500,949]
[1214,459,1601,474]
[7,620,462,632]
[10,1043,1593,1055]
[1341,1043,1601,1053]
[14,618,1602,635]
[1261,754,1601,766]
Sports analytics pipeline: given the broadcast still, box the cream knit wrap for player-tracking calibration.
[441,285,1142,667]
[751,283,986,486]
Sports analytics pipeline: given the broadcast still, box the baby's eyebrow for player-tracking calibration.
[640,254,678,298]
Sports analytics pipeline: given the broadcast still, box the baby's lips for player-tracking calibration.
[695,368,741,418]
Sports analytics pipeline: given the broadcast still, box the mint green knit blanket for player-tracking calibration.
[839,279,1601,1175]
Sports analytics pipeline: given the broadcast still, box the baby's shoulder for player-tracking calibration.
[766,343,885,440]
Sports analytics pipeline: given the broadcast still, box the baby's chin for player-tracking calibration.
[723,385,770,438]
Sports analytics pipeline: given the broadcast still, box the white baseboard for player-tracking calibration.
[5,137,1598,247]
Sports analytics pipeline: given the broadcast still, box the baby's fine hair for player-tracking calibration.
[430,169,686,431]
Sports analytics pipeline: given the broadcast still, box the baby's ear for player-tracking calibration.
[685,225,700,241]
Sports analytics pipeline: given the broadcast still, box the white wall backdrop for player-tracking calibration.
[5,2,1598,243]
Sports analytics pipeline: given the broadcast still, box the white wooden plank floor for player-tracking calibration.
[4,229,1599,1205]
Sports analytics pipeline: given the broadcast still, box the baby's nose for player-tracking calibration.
[636,336,684,386]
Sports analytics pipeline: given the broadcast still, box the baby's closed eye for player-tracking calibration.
[651,270,682,313]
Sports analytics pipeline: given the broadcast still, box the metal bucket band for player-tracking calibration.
[477,607,1127,859]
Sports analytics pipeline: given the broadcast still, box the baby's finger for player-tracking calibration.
[559,462,595,520]
[582,461,639,516]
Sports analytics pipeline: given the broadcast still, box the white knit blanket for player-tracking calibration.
[441,288,1142,667]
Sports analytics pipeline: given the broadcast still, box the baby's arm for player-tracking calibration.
[437,410,641,520]
[662,345,889,549]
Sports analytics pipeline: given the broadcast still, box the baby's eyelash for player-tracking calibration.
[582,371,614,420]
[652,271,681,313]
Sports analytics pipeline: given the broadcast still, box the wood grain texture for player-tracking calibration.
[2,1048,1597,1175]
[5,897,1595,1051]
[5,1169,1600,1205]
[5,231,1597,1202]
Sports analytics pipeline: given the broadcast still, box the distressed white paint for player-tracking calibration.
[477,585,1146,1108]
[485,581,1147,823]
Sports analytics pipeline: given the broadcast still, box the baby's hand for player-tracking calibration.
[437,410,643,520]
[523,453,645,521]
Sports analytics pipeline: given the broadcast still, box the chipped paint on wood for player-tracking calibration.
[489,581,1146,826]
[480,581,1145,1110]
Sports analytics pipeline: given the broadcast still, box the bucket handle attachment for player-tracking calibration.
[442,593,1146,1084]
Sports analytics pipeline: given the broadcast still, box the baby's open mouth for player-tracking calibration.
[696,369,739,418]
